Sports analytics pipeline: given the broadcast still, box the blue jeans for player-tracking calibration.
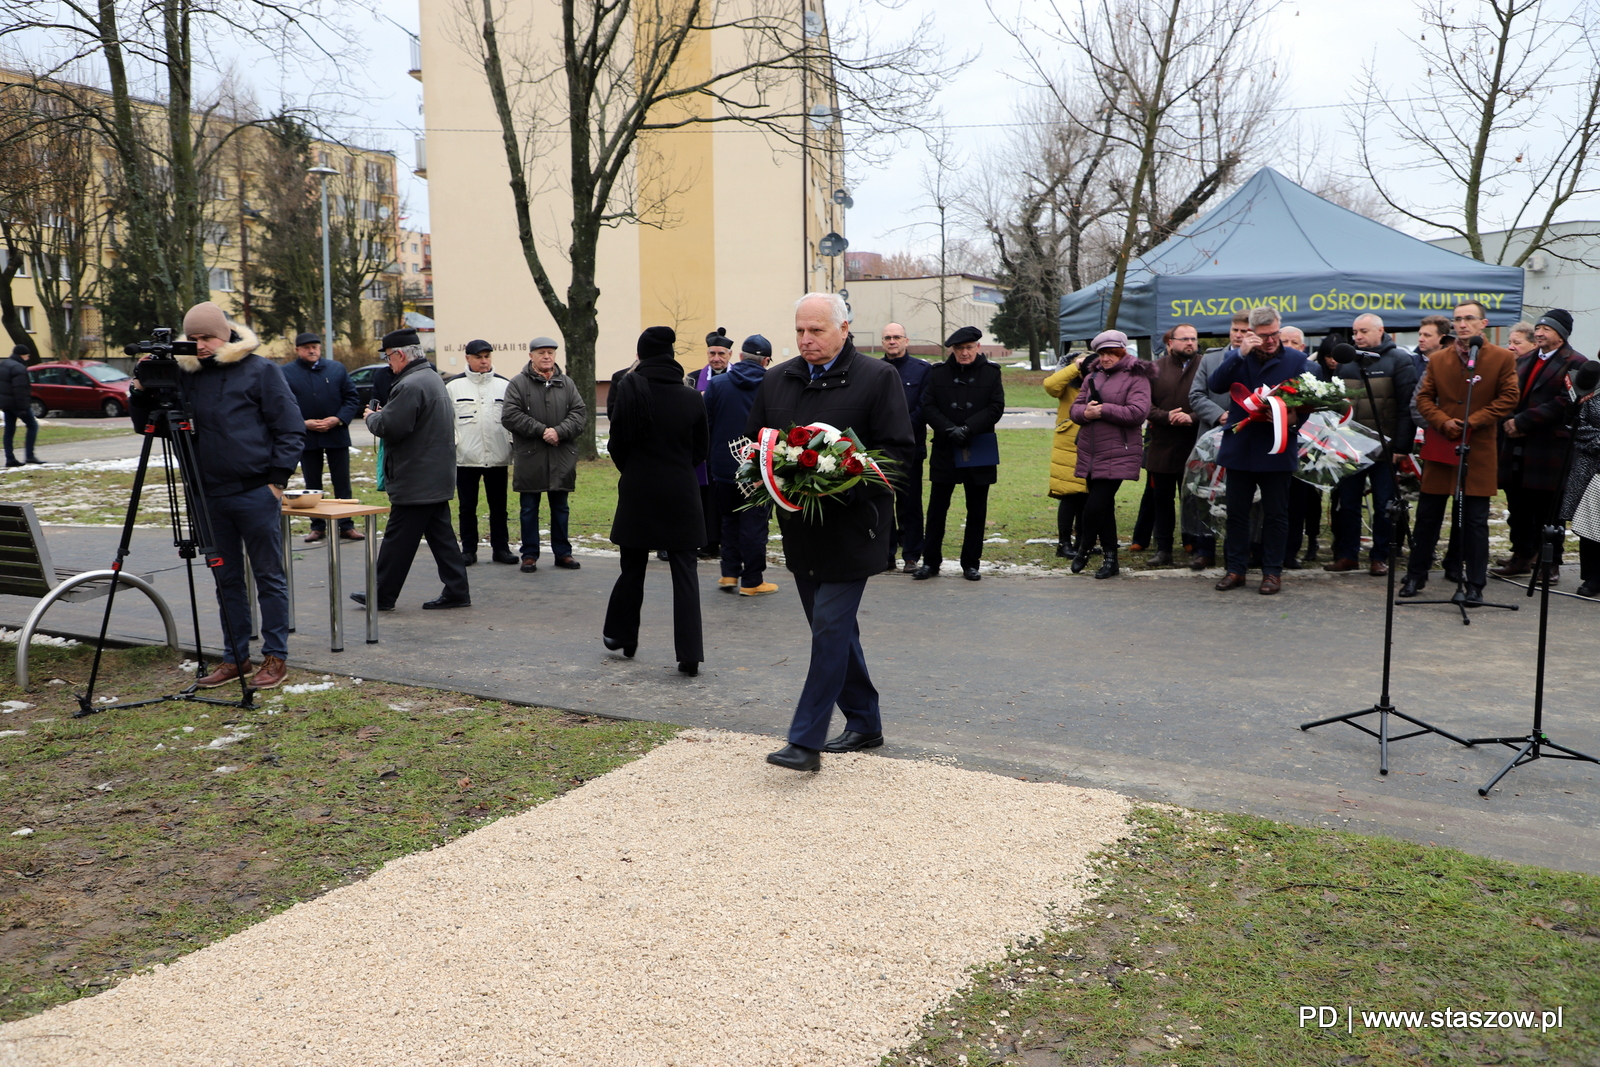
[1332,460,1396,562]
[3,407,38,461]
[208,485,289,664]
[787,577,881,749]
[1224,469,1291,577]
[518,491,571,560]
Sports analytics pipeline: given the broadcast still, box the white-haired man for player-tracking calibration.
[745,293,915,771]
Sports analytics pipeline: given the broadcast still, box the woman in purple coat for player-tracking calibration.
[1070,330,1155,579]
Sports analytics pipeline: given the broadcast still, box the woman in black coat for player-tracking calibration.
[916,327,1006,581]
[603,327,709,674]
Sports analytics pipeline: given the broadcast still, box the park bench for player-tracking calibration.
[0,501,177,689]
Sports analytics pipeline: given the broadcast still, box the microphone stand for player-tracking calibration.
[1470,386,1600,795]
[1300,356,1471,772]
[1398,338,1517,624]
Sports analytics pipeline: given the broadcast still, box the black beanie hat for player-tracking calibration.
[381,327,420,351]
[638,326,677,360]
[1536,309,1574,342]
[945,325,982,347]
[10,345,29,357]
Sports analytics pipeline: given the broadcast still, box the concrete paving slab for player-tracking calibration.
[9,523,1599,876]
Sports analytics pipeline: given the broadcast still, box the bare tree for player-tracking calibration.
[1354,0,1600,265]
[462,0,951,459]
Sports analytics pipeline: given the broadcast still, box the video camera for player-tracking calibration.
[124,327,197,399]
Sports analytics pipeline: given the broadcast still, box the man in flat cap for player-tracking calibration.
[446,340,518,566]
[281,331,363,544]
[1492,308,1589,583]
[502,336,587,572]
[705,334,776,595]
[359,328,471,610]
[915,326,1005,581]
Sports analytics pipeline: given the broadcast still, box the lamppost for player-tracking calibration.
[308,165,339,353]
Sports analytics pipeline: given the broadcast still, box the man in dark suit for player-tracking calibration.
[1491,308,1588,583]
[280,332,363,543]
[745,293,915,771]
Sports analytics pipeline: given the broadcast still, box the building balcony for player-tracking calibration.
[408,38,422,82]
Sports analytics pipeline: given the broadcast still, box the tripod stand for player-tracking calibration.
[1301,355,1471,772]
[1399,339,1517,624]
[1470,373,1600,795]
[75,394,255,717]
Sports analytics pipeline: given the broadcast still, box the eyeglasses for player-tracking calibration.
[1452,315,1483,323]
[882,334,906,341]
[1254,329,1281,340]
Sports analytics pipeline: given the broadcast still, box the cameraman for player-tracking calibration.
[129,302,304,690]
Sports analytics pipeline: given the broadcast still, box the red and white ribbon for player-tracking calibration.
[1230,383,1292,454]
[756,426,802,512]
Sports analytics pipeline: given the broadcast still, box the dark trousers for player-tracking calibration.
[300,447,353,532]
[1224,470,1291,576]
[604,546,703,662]
[1579,537,1600,583]
[1506,485,1563,562]
[457,466,510,553]
[1332,461,1396,562]
[1056,492,1086,548]
[375,501,471,606]
[1407,492,1490,587]
[518,491,571,560]
[889,455,926,564]
[1148,470,1183,552]
[1078,478,1123,555]
[714,480,769,586]
[923,481,990,570]
[1130,474,1156,547]
[208,485,289,664]
[788,576,879,750]
[3,407,37,461]
[1286,479,1322,561]
[700,483,719,551]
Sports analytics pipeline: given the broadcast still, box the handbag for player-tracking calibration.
[953,432,999,468]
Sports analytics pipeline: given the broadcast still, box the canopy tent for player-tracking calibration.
[1058,167,1525,343]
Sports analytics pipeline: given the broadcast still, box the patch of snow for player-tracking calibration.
[1,700,33,713]
[181,726,195,733]
[11,828,33,837]
[213,765,239,774]
[204,727,254,749]
[177,660,200,674]
[283,681,335,694]
[0,730,27,738]
[0,630,79,648]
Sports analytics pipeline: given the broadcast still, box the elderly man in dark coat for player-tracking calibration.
[502,336,587,572]
[604,327,708,675]
[0,344,39,467]
[1492,308,1588,583]
[745,293,915,772]
[914,326,1005,582]
[358,328,470,611]
[281,332,363,543]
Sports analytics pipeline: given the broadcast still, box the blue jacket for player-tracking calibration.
[884,353,932,458]
[129,325,306,498]
[704,358,767,483]
[1207,346,1313,472]
[281,355,361,449]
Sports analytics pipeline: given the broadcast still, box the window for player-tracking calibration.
[16,306,33,331]
[364,279,388,301]
[202,222,230,245]
[361,199,380,221]
[411,243,418,253]
[83,363,130,383]
[0,249,27,276]
[412,263,420,273]
[34,254,69,280]
[209,267,234,292]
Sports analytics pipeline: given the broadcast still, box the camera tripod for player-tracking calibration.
[1301,354,1471,771]
[1398,339,1517,624]
[75,395,256,717]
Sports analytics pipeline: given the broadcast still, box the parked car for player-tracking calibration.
[28,361,134,419]
[347,362,388,410]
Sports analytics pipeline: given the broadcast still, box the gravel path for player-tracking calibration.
[0,731,1131,1066]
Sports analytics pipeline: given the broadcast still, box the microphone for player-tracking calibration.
[1463,333,1484,369]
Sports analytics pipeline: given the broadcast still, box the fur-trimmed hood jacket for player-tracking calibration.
[129,324,306,498]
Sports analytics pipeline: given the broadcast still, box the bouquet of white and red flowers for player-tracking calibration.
[732,422,894,521]
[1228,373,1359,454]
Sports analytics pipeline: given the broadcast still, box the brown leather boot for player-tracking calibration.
[1491,554,1534,577]
[195,661,252,688]
[251,655,288,690]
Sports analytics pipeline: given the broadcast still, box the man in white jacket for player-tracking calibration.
[446,340,518,565]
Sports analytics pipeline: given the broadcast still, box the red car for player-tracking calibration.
[27,360,134,419]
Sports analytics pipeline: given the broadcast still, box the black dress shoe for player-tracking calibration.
[1069,551,1089,574]
[348,591,395,611]
[1397,575,1426,598]
[912,565,937,580]
[1462,584,1485,607]
[678,661,698,676]
[602,635,636,658]
[1577,579,1600,598]
[492,550,520,564]
[822,730,884,753]
[1443,564,1463,584]
[461,551,478,566]
[962,566,981,581]
[765,743,821,772]
[1281,557,1302,570]
[422,596,471,610]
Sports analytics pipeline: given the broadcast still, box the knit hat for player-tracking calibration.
[1090,329,1131,351]
[945,326,982,347]
[182,301,231,341]
[10,345,29,357]
[465,339,494,355]
[741,334,772,359]
[1536,309,1573,342]
[638,326,677,361]
[706,330,733,351]
[381,327,420,351]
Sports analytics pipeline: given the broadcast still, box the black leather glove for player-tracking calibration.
[947,425,970,445]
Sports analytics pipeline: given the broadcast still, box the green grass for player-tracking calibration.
[0,641,675,1022]
[884,806,1600,1066]
[30,422,136,448]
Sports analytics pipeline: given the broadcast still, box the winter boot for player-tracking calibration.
[1093,548,1120,580]
[1069,541,1090,574]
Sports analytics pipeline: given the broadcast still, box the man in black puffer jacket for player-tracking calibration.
[745,293,914,772]
[0,345,39,466]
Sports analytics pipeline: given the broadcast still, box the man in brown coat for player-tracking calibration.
[1399,302,1519,605]
[1142,323,1201,566]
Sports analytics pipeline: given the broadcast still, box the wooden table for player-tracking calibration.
[279,501,390,653]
